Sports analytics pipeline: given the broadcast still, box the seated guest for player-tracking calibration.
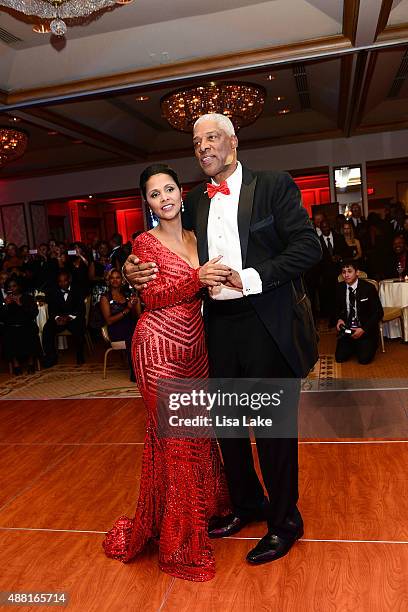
[319,219,349,326]
[42,271,86,367]
[100,269,140,382]
[335,260,383,365]
[385,235,408,279]
[341,220,363,263]
[0,277,41,375]
[2,243,23,272]
[88,240,111,330]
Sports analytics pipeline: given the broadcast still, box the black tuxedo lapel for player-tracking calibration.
[196,188,211,264]
[238,167,257,267]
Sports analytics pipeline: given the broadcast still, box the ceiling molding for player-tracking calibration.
[355,119,408,135]
[4,34,351,107]
[343,0,361,45]
[338,53,355,132]
[107,98,166,133]
[377,22,408,42]
[344,49,369,136]
[20,108,146,161]
[355,50,378,129]
[0,157,129,181]
[375,0,394,41]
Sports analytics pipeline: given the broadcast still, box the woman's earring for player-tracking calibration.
[181,199,185,213]
[149,207,158,225]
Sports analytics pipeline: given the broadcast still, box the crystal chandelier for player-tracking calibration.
[0,127,28,165]
[0,0,129,36]
[161,82,266,132]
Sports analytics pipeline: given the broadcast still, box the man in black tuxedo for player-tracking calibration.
[42,271,86,367]
[124,113,321,565]
[349,203,366,238]
[319,219,349,326]
[335,260,383,364]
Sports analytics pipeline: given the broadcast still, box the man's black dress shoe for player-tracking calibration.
[246,526,304,564]
[208,514,248,539]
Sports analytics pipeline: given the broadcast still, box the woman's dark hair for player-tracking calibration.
[139,164,181,200]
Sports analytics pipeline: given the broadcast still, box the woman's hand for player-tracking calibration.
[198,256,231,287]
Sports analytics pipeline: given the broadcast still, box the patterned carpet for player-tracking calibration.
[0,327,405,399]
[0,364,141,400]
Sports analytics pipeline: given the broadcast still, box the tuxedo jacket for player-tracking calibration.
[335,279,383,337]
[46,286,85,321]
[184,166,322,377]
[319,232,349,266]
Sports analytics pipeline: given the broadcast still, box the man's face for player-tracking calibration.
[192,119,238,180]
[342,266,358,285]
[320,220,331,236]
[313,213,325,228]
[38,245,48,257]
[351,204,361,218]
[393,237,406,255]
[58,274,70,291]
[0,272,8,287]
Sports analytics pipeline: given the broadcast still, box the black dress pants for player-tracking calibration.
[42,317,85,363]
[335,333,378,364]
[207,297,300,534]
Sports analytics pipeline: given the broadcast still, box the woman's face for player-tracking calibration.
[343,224,352,237]
[8,280,18,294]
[145,173,182,221]
[99,243,109,257]
[109,271,122,289]
[6,244,17,258]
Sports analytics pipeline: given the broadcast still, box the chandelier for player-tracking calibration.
[161,82,266,132]
[0,0,129,36]
[0,127,28,166]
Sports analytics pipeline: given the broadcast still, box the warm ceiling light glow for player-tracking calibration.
[274,96,285,102]
[135,95,149,101]
[48,130,58,136]
[266,75,276,81]
[0,127,28,165]
[88,195,93,199]
[161,82,266,132]
[8,116,21,123]
[73,139,83,144]
[277,108,291,115]
[33,23,50,34]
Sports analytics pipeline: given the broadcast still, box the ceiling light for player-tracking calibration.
[277,109,291,115]
[161,82,266,132]
[8,117,21,123]
[135,95,149,102]
[48,130,58,136]
[274,96,285,102]
[0,127,28,166]
[266,75,276,81]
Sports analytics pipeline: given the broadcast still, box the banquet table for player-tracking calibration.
[379,279,408,341]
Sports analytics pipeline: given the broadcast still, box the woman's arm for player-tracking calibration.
[100,295,131,326]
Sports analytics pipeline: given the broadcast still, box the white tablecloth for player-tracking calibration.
[379,280,408,341]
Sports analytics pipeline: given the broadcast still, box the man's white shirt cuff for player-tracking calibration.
[240,268,262,296]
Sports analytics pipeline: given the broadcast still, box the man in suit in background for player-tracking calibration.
[124,113,322,566]
[42,270,86,367]
[319,218,349,326]
[349,203,366,238]
[335,260,383,364]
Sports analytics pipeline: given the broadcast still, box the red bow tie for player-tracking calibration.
[206,180,230,199]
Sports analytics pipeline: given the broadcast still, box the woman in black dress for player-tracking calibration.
[99,269,140,381]
[0,277,41,374]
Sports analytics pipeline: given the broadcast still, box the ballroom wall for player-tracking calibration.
[0,128,407,245]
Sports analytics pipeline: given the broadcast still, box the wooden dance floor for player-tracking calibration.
[0,396,407,611]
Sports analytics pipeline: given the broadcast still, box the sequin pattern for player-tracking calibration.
[102,232,230,582]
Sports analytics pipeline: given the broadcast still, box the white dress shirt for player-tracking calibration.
[346,279,359,318]
[207,161,262,300]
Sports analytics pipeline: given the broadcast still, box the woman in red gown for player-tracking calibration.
[103,164,231,581]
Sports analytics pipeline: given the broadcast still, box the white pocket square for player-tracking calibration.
[360,298,368,302]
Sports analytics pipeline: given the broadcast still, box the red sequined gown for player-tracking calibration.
[102,232,230,581]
